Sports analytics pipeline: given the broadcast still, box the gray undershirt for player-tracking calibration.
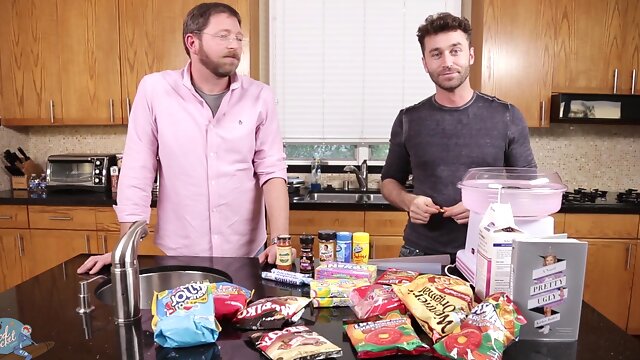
[194,86,228,117]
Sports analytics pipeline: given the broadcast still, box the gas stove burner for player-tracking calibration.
[616,189,640,204]
[563,188,608,204]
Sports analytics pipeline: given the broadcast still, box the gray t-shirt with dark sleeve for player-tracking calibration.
[381,92,537,257]
[194,87,229,117]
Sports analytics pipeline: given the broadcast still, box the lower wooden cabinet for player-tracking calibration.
[627,242,640,334]
[22,230,99,280]
[371,236,403,259]
[0,229,26,291]
[99,231,165,256]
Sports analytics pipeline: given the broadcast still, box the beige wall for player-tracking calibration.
[1,124,637,192]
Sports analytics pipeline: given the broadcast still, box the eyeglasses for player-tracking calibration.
[194,31,244,43]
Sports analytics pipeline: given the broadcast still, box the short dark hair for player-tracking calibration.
[183,2,242,56]
[416,12,472,54]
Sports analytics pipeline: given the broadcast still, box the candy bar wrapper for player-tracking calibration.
[315,262,377,283]
[434,292,527,360]
[349,284,406,319]
[209,282,253,321]
[152,282,221,348]
[393,274,474,342]
[311,297,352,308]
[251,325,343,360]
[375,268,419,285]
[233,296,311,330]
[310,278,370,298]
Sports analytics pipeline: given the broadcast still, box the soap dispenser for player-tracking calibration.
[310,158,322,191]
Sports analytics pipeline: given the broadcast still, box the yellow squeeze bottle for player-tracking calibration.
[352,232,370,264]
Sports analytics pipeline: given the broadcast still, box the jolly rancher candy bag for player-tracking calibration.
[233,296,311,330]
[393,274,474,342]
[151,282,221,348]
[251,325,343,360]
[344,312,431,358]
[434,292,527,360]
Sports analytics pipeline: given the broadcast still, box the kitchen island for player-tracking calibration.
[0,255,638,359]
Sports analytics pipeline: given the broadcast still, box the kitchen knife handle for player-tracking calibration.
[17,147,30,161]
[17,233,24,257]
[48,215,73,221]
[0,215,12,220]
[540,100,545,126]
[126,97,131,116]
[632,69,637,95]
[49,99,54,123]
[613,68,618,94]
[109,98,114,123]
[85,233,90,253]
[627,243,633,270]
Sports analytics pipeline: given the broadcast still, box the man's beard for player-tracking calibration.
[429,63,470,92]
[199,51,240,78]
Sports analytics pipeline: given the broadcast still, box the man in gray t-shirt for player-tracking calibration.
[381,13,536,262]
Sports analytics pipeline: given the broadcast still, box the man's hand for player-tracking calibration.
[409,195,441,224]
[77,253,112,274]
[258,244,297,265]
[442,201,470,224]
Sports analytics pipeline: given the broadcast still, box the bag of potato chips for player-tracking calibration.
[393,274,474,342]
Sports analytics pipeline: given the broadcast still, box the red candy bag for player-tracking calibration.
[434,292,527,360]
[210,282,253,321]
[375,268,419,285]
[349,284,406,319]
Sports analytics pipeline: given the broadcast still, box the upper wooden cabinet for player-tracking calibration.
[624,0,640,95]
[553,0,630,94]
[0,0,258,126]
[0,0,62,125]
[471,0,555,128]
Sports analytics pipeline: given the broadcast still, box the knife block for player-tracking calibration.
[11,160,45,190]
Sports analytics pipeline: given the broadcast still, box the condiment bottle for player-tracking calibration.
[318,230,336,263]
[299,234,315,275]
[335,231,352,263]
[352,232,370,264]
[276,234,293,270]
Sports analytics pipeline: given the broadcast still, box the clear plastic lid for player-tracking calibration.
[457,167,567,192]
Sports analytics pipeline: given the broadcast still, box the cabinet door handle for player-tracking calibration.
[0,215,12,220]
[626,243,633,270]
[632,69,637,95]
[109,98,114,123]
[101,234,107,253]
[17,233,24,257]
[49,99,55,123]
[85,234,90,253]
[48,215,73,221]
[613,68,619,94]
[540,100,545,126]
[126,97,131,115]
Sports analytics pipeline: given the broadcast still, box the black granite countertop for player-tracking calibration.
[1,255,638,359]
[0,189,639,214]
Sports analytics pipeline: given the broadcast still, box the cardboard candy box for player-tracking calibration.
[314,262,377,283]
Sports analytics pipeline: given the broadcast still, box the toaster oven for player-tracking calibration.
[46,153,117,192]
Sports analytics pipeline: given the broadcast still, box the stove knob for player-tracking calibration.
[94,177,100,184]
[95,160,102,166]
[95,169,100,174]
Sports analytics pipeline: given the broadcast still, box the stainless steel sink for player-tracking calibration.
[95,266,231,309]
[302,192,388,204]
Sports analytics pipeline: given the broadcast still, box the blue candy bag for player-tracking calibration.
[152,282,221,348]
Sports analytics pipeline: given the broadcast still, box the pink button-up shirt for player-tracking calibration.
[114,63,287,257]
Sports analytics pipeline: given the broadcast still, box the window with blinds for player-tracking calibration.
[269,0,462,143]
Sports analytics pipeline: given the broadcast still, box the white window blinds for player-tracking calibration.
[270,0,461,142]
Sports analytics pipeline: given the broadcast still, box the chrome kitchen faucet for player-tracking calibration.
[344,159,368,191]
[111,220,148,323]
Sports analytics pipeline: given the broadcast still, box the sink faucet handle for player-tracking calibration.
[76,275,107,314]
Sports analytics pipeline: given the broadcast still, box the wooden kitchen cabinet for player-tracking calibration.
[29,206,97,231]
[95,207,158,232]
[57,0,123,124]
[0,0,62,125]
[552,213,565,233]
[371,236,404,259]
[0,230,26,291]
[564,213,639,239]
[0,205,29,229]
[365,211,407,236]
[22,230,99,280]
[99,231,165,256]
[470,0,555,127]
[624,0,640,95]
[582,239,636,330]
[289,211,364,235]
[626,240,640,334]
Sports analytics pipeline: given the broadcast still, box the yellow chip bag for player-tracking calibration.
[393,274,474,342]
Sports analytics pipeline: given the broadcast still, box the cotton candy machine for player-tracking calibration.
[455,167,567,282]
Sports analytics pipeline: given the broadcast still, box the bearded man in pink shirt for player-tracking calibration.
[78,2,289,274]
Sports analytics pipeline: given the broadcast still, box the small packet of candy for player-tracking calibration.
[349,284,406,319]
[151,282,221,348]
[251,325,343,360]
[375,268,419,286]
[434,292,527,360]
[344,312,432,358]
[233,296,311,330]
[310,278,370,298]
[209,282,253,321]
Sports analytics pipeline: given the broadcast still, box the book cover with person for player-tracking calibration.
[510,235,588,341]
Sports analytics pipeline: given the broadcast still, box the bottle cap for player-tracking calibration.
[352,232,370,242]
[299,234,315,245]
[336,231,352,242]
[318,230,337,241]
